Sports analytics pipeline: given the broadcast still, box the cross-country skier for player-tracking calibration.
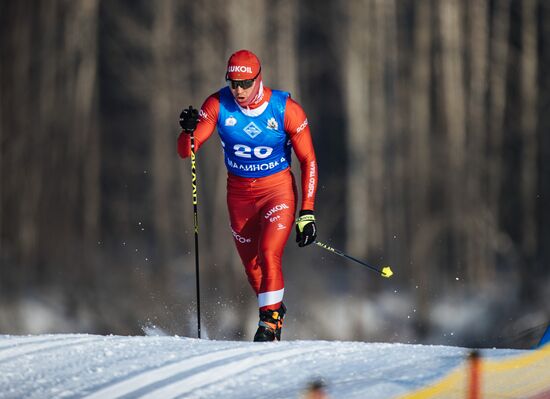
[177,49,318,342]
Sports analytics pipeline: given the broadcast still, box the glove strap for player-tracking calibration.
[296,214,315,232]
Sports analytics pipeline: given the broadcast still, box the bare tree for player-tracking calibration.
[487,0,510,248]
[464,0,492,284]
[519,0,538,258]
[151,0,177,284]
[344,0,370,258]
[519,0,539,302]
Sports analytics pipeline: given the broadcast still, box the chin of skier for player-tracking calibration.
[178,49,318,342]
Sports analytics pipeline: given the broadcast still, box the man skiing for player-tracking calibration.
[177,49,318,342]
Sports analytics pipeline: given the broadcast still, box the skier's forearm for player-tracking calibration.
[299,156,317,211]
[291,125,318,210]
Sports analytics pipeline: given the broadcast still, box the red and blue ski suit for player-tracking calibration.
[177,86,318,311]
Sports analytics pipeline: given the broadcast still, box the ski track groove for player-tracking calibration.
[0,336,101,364]
[82,344,274,399]
[140,344,333,399]
[0,334,82,350]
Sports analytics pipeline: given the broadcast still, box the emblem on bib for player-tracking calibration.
[266,117,278,130]
[243,121,262,139]
[225,116,237,127]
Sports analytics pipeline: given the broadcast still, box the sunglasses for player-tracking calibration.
[227,68,261,90]
[229,79,255,90]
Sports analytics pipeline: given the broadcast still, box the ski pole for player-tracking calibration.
[314,240,394,278]
[190,125,201,338]
[181,105,201,339]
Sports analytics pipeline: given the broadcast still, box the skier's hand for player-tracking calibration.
[179,105,199,132]
[295,210,317,247]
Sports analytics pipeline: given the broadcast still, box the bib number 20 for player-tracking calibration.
[233,144,273,159]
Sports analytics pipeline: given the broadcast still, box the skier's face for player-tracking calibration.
[229,79,256,104]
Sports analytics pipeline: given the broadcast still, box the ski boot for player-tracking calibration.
[253,303,286,342]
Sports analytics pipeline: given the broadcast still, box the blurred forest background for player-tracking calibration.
[1,0,549,348]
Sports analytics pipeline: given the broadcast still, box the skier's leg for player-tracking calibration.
[256,172,297,311]
[253,173,297,342]
[252,201,294,342]
[232,224,262,294]
[257,201,295,310]
[227,190,262,295]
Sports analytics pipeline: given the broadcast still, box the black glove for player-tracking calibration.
[179,105,199,132]
[295,210,317,247]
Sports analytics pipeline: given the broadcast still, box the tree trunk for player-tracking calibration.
[409,0,433,338]
[151,0,177,284]
[344,0,370,257]
[488,0,510,255]
[519,0,538,258]
[519,0,538,300]
[439,0,466,277]
[465,0,492,284]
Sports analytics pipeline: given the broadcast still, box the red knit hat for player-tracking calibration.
[226,50,261,80]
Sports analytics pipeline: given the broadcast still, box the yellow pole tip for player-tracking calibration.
[381,266,393,278]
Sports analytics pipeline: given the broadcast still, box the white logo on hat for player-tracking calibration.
[228,66,253,73]
[243,122,262,139]
[225,116,237,126]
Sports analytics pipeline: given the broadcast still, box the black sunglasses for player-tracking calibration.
[227,68,261,90]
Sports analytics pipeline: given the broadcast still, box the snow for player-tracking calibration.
[0,334,523,398]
